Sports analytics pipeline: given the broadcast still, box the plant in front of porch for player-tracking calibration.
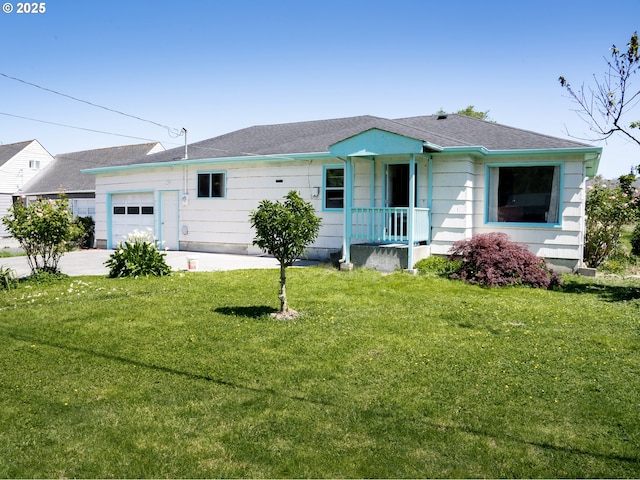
[449,232,561,289]
[249,190,321,318]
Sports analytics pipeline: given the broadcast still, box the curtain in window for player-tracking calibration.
[547,165,560,223]
[488,167,499,222]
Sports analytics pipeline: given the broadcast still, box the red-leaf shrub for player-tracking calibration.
[448,232,561,288]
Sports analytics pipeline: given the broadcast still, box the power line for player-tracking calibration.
[0,111,176,145]
[0,72,183,137]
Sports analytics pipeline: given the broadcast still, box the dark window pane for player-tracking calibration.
[326,168,344,188]
[127,206,140,215]
[113,206,125,215]
[197,174,210,197]
[211,173,224,197]
[497,166,555,223]
[141,206,154,215]
[325,190,344,209]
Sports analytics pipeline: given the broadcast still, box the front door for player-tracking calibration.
[386,163,410,208]
[385,164,411,238]
[160,190,179,250]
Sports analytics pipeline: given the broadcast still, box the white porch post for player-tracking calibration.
[343,156,354,265]
[407,154,416,270]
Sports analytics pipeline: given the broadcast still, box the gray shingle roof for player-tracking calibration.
[0,140,34,166]
[120,114,592,167]
[23,142,163,194]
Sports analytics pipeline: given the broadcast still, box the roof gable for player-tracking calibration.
[22,142,164,195]
[330,128,425,157]
[0,140,38,166]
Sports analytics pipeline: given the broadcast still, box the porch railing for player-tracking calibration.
[351,207,430,244]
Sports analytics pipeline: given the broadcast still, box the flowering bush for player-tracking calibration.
[449,232,561,289]
[584,177,639,268]
[105,229,172,278]
[1,197,83,275]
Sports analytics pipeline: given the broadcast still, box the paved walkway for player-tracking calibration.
[1,238,316,277]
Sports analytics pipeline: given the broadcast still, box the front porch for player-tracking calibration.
[330,128,434,271]
[351,206,431,244]
[345,206,431,272]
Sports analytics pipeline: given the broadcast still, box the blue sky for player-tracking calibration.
[1,0,639,178]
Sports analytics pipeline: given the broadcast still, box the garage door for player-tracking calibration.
[110,193,155,247]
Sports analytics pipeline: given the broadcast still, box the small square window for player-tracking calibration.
[113,206,125,215]
[141,206,154,215]
[197,172,225,198]
[127,206,140,215]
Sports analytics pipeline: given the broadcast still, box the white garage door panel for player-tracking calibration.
[111,193,155,247]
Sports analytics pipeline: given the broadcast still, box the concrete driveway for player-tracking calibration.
[1,240,316,277]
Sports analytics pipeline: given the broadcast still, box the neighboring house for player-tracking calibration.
[21,142,165,221]
[0,140,54,236]
[85,114,601,272]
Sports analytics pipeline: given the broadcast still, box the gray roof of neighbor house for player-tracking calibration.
[110,114,594,168]
[23,142,164,195]
[0,140,35,166]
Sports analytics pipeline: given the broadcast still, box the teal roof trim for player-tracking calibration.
[435,145,602,176]
[82,152,331,175]
[329,128,424,157]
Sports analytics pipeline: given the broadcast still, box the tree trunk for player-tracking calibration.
[278,264,287,312]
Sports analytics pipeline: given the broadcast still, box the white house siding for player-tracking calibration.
[0,140,54,236]
[470,156,586,269]
[424,154,587,270]
[94,158,345,259]
[429,155,475,255]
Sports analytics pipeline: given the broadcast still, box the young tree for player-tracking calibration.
[559,32,640,148]
[249,191,321,317]
[2,197,83,275]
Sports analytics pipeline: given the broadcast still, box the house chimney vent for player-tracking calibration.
[437,114,448,120]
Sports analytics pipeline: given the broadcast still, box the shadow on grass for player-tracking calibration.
[214,305,278,318]
[1,328,333,407]
[561,278,640,302]
[2,326,639,467]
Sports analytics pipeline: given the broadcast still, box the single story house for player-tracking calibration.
[20,142,165,220]
[0,140,54,236]
[84,114,601,272]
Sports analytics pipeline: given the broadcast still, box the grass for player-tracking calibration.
[0,268,639,478]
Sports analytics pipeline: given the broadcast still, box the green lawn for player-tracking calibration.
[1,268,639,478]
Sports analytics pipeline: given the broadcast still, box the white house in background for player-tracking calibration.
[0,140,54,236]
[21,142,165,221]
[84,114,602,272]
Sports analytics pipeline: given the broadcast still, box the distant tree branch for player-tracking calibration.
[559,32,640,148]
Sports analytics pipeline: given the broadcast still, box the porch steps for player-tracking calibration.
[350,244,430,272]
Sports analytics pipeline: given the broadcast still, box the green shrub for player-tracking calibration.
[449,232,561,289]
[72,216,95,249]
[24,270,69,285]
[105,229,172,278]
[414,255,461,276]
[631,223,640,257]
[0,266,17,290]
